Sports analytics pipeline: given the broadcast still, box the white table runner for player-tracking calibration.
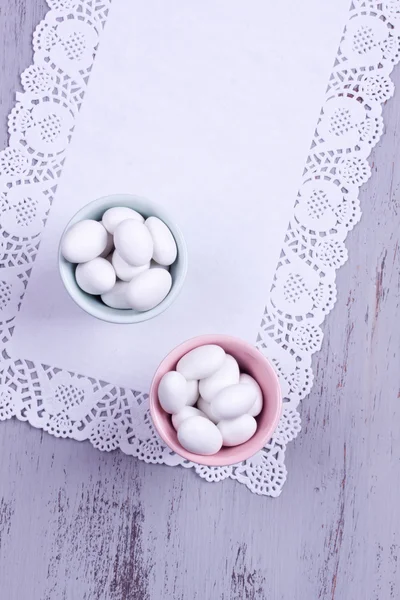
[0,0,398,495]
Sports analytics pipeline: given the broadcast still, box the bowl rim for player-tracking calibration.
[58,193,188,324]
[149,334,283,466]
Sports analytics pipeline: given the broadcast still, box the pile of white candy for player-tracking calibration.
[61,207,177,312]
[158,344,263,455]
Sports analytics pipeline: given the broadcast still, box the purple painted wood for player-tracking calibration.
[0,2,399,598]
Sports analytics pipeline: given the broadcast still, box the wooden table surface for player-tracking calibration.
[1,2,399,599]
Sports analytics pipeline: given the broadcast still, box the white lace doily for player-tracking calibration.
[0,0,398,496]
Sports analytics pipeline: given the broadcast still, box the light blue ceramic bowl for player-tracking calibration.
[58,194,188,324]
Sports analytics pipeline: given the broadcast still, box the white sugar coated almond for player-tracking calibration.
[217,415,257,447]
[61,219,108,263]
[176,345,226,380]
[101,280,132,309]
[177,416,223,455]
[199,354,240,402]
[240,373,263,417]
[102,206,144,234]
[100,232,114,258]
[145,216,177,266]
[114,219,153,266]
[212,383,256,421]
[197,397,219,424]
[112,251,150,281]
[172,406,204,430]
[186,379,199,406]
[75,257,116,295]
[158,371,187,414]
[126,268,172,312]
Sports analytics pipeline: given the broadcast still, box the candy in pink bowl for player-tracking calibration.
[149,334,282,467]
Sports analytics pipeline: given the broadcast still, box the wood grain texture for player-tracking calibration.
[0,2,399,599]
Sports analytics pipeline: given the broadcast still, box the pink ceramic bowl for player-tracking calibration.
[149,334,282,467]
